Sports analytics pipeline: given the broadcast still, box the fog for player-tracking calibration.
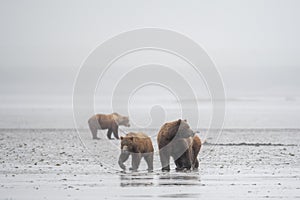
[0,0,300,128]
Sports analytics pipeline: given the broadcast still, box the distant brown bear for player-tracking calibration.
[157,119,201,171]
[88,113,130,140]
[118,132,154,172]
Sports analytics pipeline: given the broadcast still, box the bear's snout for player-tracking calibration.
[122,145,129,152]
[125,123,130,127]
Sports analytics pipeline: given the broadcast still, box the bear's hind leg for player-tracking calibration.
[144,153,153,172]
[112,125,119,139]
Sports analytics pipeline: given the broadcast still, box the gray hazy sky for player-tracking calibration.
[1,0,300,103]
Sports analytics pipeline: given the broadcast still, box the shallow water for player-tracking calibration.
[0,129,300,199]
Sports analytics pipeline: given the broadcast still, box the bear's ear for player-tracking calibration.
[120,136,124,140]
[183,119,187,122]
[177,119,182,125]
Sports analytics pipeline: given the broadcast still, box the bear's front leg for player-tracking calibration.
[89,125,99,139]
[175,157,183,170]
[106,129,113,140]
[176,150,192,171]
[88,117,100,139]
[159,149,170,172]
[130,153,142,172]
[175,157,191,171]
[118,151,130,170]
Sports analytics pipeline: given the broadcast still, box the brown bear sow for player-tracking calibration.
[157,119,201,171]
[88,113,130,140]
[118,132,154,172]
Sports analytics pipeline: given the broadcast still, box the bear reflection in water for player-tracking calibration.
[120,173,155,187]
[158,172,201,186]
[119,172,201,187]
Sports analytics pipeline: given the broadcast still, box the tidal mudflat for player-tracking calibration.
[0,129,299,199]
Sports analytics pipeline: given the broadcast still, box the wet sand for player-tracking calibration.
[0,129,299,199]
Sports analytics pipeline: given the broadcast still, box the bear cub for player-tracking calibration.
[118,132,154,172]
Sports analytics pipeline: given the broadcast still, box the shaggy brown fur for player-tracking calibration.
[157,119,201,171]
[118,132,154,172]
[88,113,130,140]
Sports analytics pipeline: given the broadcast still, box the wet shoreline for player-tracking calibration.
[0,129,299,199]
